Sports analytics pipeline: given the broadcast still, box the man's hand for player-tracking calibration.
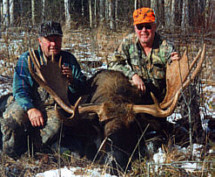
[62,64,73,83]
[131,74,146,93]
[170,52,180,61]
[27,108,44,127]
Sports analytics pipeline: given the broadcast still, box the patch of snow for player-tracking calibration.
[35,166,117,177]
[167,113,182,123]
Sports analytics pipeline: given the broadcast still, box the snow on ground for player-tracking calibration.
[151,143,212,174]
[36,166,116,177]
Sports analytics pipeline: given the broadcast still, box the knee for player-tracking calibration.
[1,118,28,158]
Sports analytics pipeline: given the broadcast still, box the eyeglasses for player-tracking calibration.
[136,23,152,30]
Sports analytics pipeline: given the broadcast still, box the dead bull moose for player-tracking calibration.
[27,44,205,173]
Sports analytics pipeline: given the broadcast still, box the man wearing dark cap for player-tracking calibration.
[109,7,180,104]
[1,21,86,158]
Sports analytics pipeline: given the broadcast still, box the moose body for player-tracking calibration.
[68,69,177,173]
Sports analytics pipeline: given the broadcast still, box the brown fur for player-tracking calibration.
[87,70,142,136]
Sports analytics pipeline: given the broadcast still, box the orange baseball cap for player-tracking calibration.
[133,7,155,25]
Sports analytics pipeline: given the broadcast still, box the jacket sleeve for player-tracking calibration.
[13,52,35,111]
[109,39,137,79]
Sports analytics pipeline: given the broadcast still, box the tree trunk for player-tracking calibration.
[64,0,71,28]
[42,0,46,22]
[0,3,2,25]
[181,0,189,33]
[99,0,105,24]
[31,0,35,25]
[170,0,176,32]
[89,0,93,28]
[105,0,108,22]
[3,0,9,26]
[9,0,14,26]
[94,0,97,27]
[115,0,118,28]
[157,0,165,28]
[109,0,115,30]
[134,0,137,9]
[164,0,171,30]
[81,0,84,16]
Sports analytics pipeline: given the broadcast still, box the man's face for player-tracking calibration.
[38,35,62,57]
[134,23,156,45]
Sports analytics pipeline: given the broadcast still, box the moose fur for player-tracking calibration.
[74,70,176,174]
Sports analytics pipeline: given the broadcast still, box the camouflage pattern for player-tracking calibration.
[109,32,175,102]
[0,86,61,157]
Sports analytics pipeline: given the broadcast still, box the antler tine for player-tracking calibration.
[40,56,44,65]
[43,53,48,64]
[189,46,202,70]
[29,49,40,69]
[182,43,206,89]
[51,52,54,62]
[132,91,179,117]
[59,56,62,68]
[29,49,46,82]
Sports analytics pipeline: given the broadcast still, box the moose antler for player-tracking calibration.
[28,49,81,118]
[77,44,206,120]
[132,44,206,117]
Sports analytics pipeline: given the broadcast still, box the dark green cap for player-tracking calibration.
[39,21,63,37]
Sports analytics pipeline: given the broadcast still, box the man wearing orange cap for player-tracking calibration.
[110,7,180,104]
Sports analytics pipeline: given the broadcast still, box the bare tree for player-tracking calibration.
[0,2,2,24]
[89,0,93,28]
[31,0,35,25]
[64,0,71,28]
[170,0,176,31]
[164,0,171,30]
[2,0,9,26]
[108,0,115,30]
[181,0,189,32]
[94,0,97,27]
[9,0,14,25]
[99,0,105,24]
[42,0,46,22]
[81,0,84,16]
[156,0,165,28]
[134,0,137,9]
[115,0,118,28]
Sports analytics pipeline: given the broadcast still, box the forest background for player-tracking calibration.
[0,0,214,78]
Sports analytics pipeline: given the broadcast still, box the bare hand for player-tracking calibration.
[62,64,73,83]
[170,52,180,61]
[131,74,146,93]
[27,108,44,127]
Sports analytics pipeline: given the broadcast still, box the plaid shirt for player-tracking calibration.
[13,46,86,111]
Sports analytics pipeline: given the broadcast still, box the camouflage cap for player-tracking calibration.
[39,21,63,37]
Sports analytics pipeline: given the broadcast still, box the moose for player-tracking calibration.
[0,44,206,174]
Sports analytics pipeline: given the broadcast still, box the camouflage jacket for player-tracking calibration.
[109,32,175,102]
